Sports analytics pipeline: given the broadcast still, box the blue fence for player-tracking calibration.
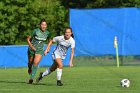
[1,7,140,67]
[0,45,70,68]
[70,7,140,56]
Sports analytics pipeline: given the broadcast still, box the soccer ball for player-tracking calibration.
[120,79,130,87]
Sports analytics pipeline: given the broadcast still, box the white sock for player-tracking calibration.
[42,67,51,77]
[57,68,62,80]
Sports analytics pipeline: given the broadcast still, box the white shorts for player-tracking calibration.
[52,52,65,60]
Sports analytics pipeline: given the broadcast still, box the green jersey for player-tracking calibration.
[28,28,51,56]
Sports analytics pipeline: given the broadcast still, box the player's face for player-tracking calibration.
[40,22,47,32]
[65,29,72,39]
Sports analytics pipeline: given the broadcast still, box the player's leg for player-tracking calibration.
[27,49,35,74]
[43,61,58,76]
[36,61,58,83]
[54,58,63,86]
[29,54,42,84]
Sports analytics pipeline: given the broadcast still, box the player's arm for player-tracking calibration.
[44,36,59,55]
[69,39,75,67]
[44,39,53,55]
[27,30,36,51]
[27,36,36,51]
[69,48,75,67]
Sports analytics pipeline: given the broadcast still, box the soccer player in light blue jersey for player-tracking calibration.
[36,27,75,86]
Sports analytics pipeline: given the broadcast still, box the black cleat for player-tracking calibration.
[28,79,33,84]
[36,72,43,83]
[57,80,63,86]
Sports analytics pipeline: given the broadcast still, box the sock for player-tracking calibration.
[30,65,38,79]
[28,63,32,69]
[42,67,51,77]
[57,68,62,80]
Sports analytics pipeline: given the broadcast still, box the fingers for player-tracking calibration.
[44,51,49,55]
[31,46,36,51]
[33,48,36,51]
[44,52,47,55]
[69,63,74,67]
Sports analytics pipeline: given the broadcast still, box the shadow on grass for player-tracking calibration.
[33,83,46,85]
[33,83,54,86]
[116,85,121,88]
[0,80,55,86]
[0,80,26,84]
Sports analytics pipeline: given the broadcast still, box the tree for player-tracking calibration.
[0,0,68,45]
[0,0,140,45]
[0,0,33,44]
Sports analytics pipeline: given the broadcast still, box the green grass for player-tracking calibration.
[0,66,140,93]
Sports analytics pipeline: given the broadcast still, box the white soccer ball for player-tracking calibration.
[120,79,130,87]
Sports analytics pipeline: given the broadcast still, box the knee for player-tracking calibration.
[50,69,55,72]
[29,59,32,62]
[29,57,33,63]
[33,61,39,66]
[58,64,63,69]
[50,66,57,72]
[33,59,41,66]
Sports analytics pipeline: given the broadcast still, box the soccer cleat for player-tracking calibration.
[28,79,33,84]
[57,80,63,86]
[28,68,32,75]
[36,72,43,83]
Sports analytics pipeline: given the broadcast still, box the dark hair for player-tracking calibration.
[39,19,47,25]
[64,27,74,38]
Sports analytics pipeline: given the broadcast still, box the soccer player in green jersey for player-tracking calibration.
[27,19,52,84]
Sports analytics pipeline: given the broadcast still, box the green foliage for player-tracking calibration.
[0,0,140,45]
[61,0,140,8]
[0,0,68,45]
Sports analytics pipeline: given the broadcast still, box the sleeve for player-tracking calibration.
[30,29,37,38]
[71,39,75,48]
[53,36,61,42]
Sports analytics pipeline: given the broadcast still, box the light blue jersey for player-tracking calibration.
[52,36,75,59]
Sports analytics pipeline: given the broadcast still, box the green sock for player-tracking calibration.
[30,65,38,79]
[28,63,32,69]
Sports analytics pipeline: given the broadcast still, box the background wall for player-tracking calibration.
[0,45,71,67]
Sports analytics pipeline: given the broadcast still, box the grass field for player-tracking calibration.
[0,57,140,93]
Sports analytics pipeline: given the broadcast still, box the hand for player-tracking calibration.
[44,50,49,55]
[69,62,74,67]
[31,46,36,51]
